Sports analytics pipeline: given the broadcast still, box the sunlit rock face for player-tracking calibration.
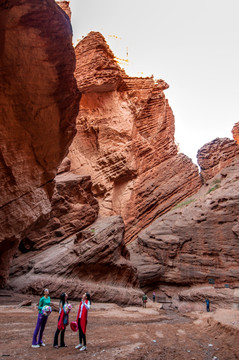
[56,0,71,20]
[197,138,239,182]
[74,31,124,93]
[0,0,79,286]
[69,32,202,243]
[129,158,239,290]
[232,122,239,145]
[10,216,142,306]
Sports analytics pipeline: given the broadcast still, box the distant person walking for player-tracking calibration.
[142,294,148,308]
[152,291,156,303]
[32,289,51,348]
[75,292,91,351]
[206,299,210,312]
[53,292,71,348]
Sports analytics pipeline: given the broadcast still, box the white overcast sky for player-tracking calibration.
[68,0,239,164]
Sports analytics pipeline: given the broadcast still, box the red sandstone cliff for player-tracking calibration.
[5,30,202,302]
[4,0,238,305]
[56,1,71,20]
[68,32,202,243]
[129,157,239,291]
[197,137,239,182]
[232,122,239,145]
[18,171,99,252]
[0,0,79,286]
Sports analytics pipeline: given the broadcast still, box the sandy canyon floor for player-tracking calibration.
[1,294,239,360]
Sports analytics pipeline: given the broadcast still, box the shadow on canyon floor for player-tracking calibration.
[1,293,239,360]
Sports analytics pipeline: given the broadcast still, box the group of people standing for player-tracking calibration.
[142,291,156,308]
[32,288,91,351]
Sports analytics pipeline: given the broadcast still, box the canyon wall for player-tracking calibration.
[0,0,79,286]
[197,137,239,182]
[6,29,202,302]
[9,158,141,305]
[4,0,238,306]
[68,31,202,243]
[56,1,71,20]
[232,122,239,145]
[18,171,99,252]
[129,156,239,292]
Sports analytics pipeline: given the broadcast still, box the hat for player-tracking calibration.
[70,321,78,332]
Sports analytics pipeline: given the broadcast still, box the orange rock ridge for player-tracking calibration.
[232,122,239,144]
[69,32,202,243]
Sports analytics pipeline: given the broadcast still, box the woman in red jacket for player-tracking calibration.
[75,292,91,351]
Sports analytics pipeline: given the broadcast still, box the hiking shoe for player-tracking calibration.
[75,343,82,349]
[40,343,46,347]
[32,345,40,348]
[80,346,87,351]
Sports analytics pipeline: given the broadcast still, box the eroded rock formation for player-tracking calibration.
[19,171,99,251]
[0,0,79,286]
[10,216,142,305]
[69,32,202,243]
[74,31,124,93]
[56,0,71,20]
[129,158,239,291]
[197,137,239,182]
[232,122,239,145]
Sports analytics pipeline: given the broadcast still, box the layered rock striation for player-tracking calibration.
[232,122,239,145]
[0,0,79,286]
[129,158,239,290]
[69,32,202,243]
[74,31,124,93]
[10,216,142,305]
[19,171,99,252]
[197,137,239,182]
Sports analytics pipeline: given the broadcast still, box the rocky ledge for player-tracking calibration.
[9,216,142,305]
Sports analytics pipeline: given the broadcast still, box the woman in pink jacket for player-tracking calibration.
[75,292,91,351]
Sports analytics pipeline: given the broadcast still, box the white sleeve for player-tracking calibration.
[83,301,91,310]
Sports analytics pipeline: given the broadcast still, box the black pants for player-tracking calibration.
[53,327,65,347]
[78,319,86,346]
